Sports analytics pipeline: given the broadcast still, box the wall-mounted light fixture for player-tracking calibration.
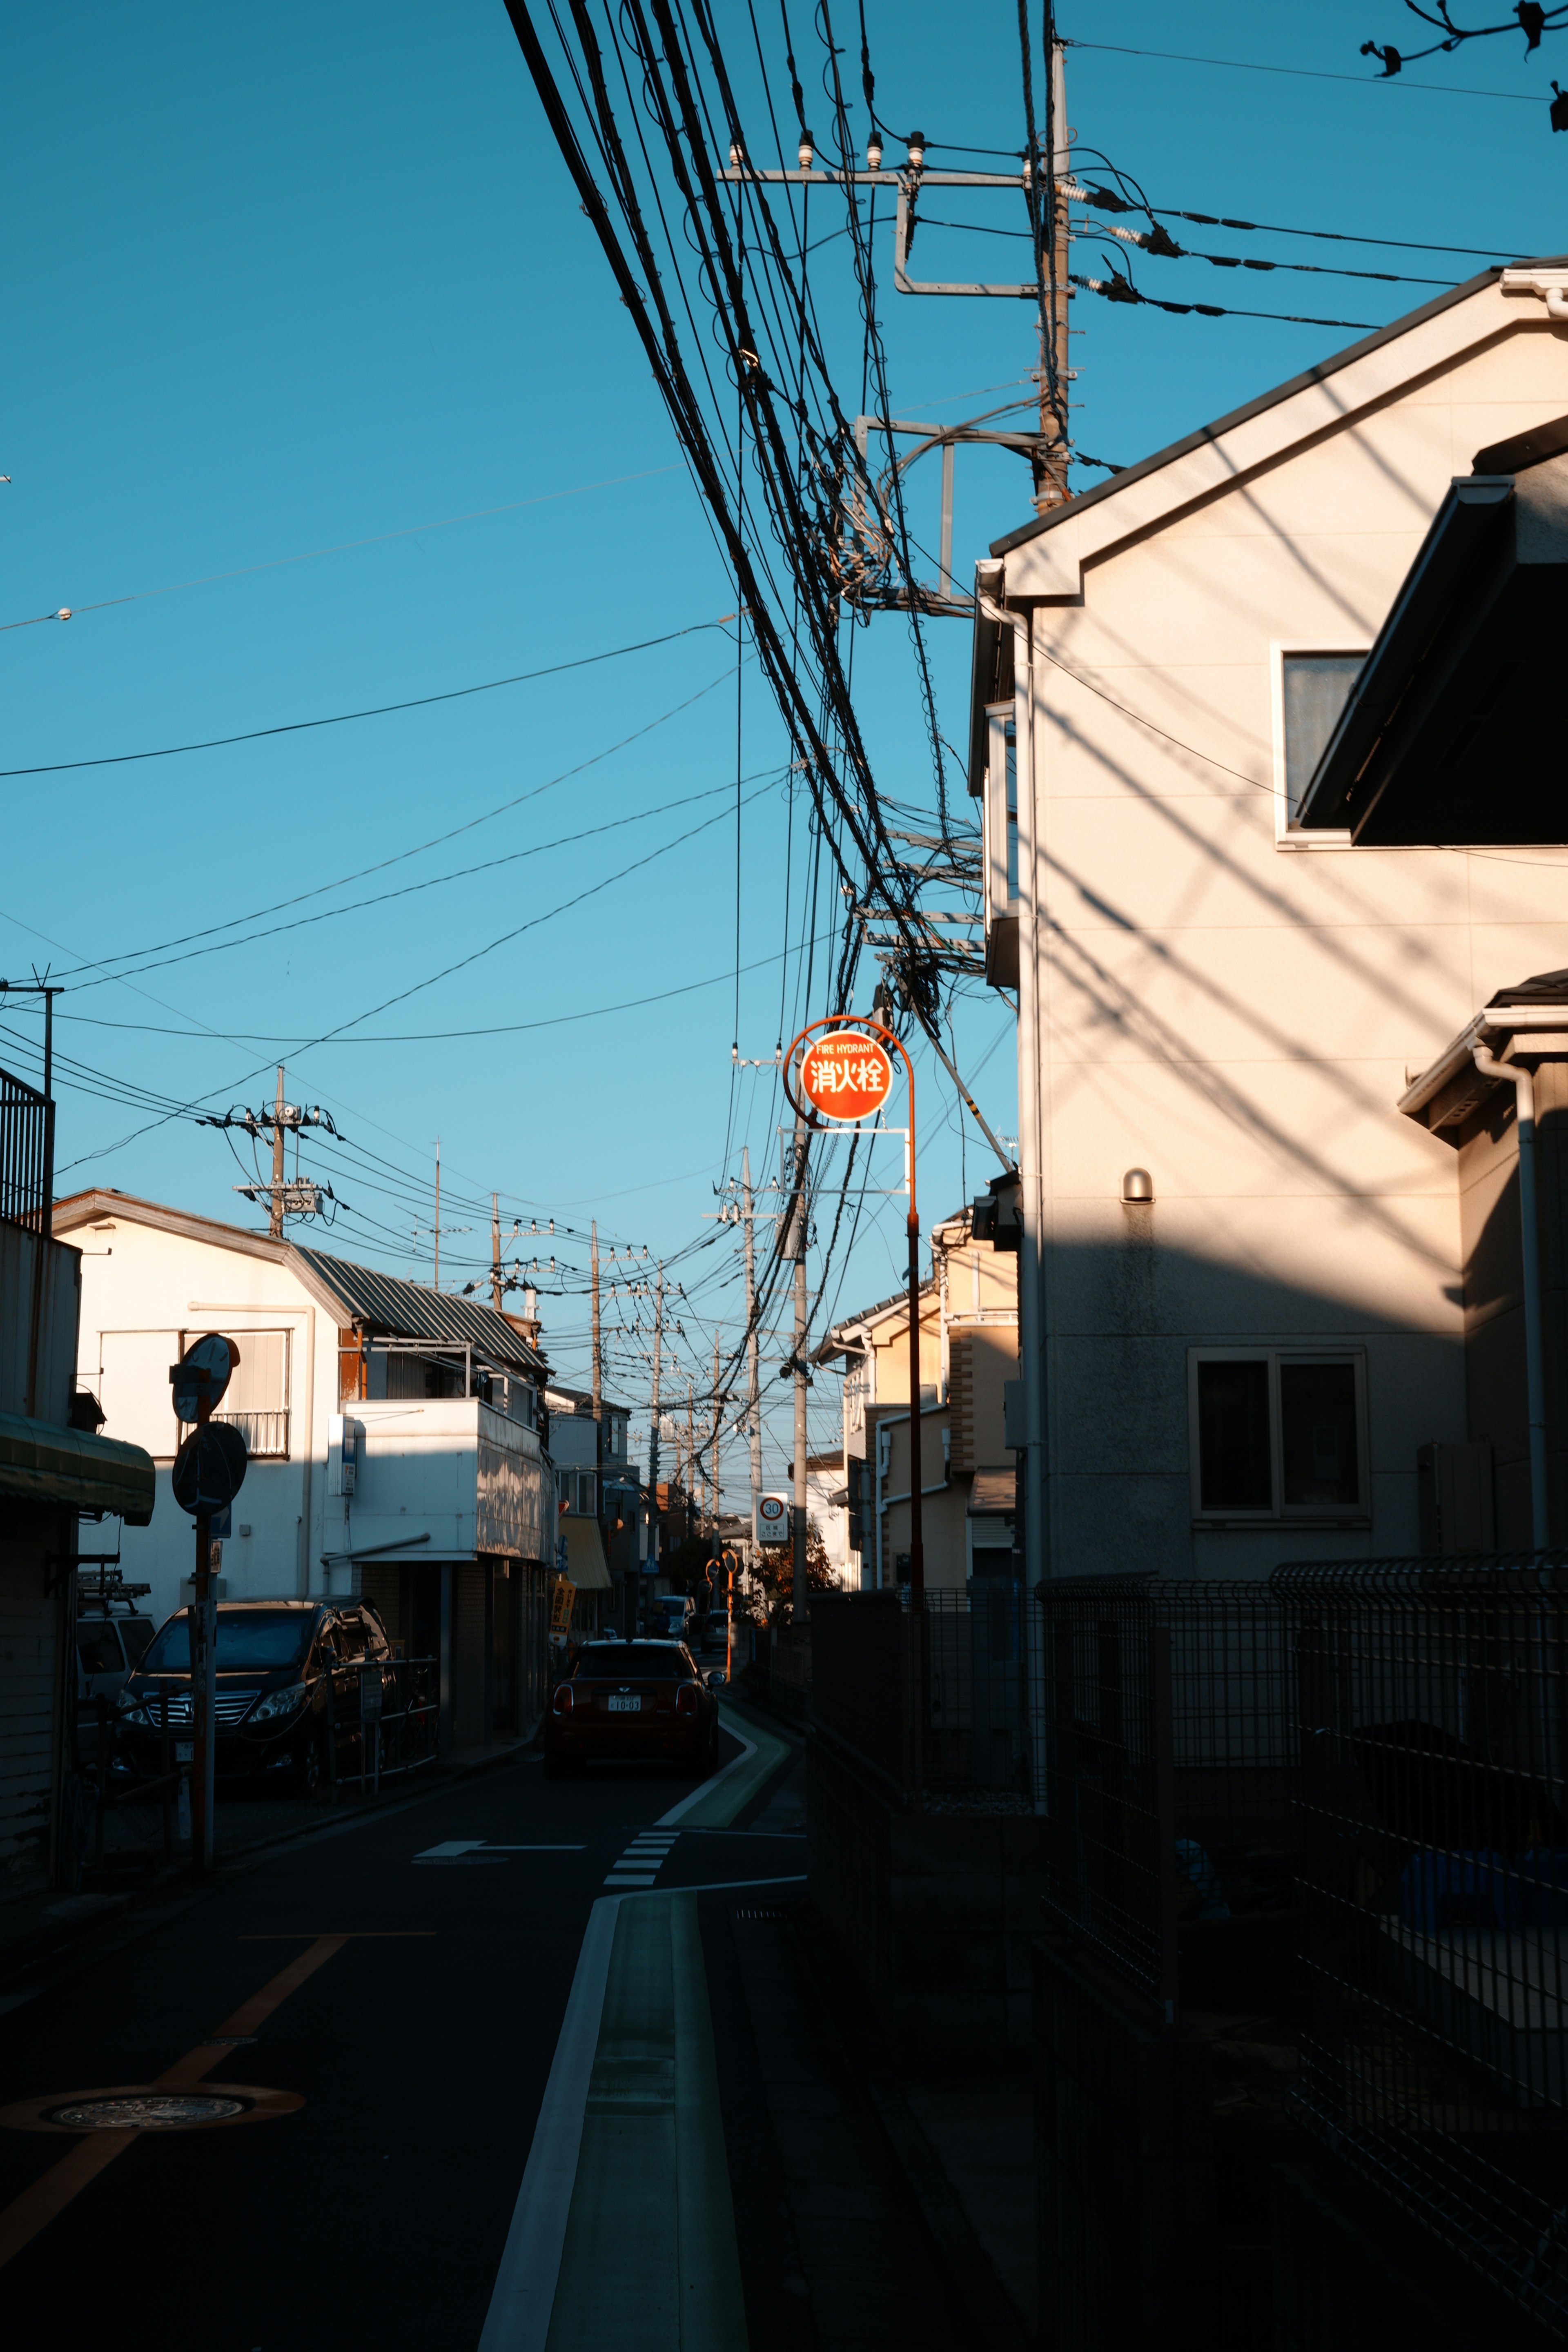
[1121,1168,1154,1204]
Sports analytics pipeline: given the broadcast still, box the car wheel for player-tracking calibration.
[295,1734,323,1798]
[545,1747,566,1780]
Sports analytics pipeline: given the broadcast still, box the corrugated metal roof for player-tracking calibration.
[289,1247,545,1372]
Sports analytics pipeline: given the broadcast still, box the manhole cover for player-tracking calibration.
[42,2093,249,2130]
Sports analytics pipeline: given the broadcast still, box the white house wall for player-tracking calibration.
[1009,292,1568,1577]
[67,1210,330,1624]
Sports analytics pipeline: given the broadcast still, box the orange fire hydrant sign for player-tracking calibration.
[801,1031,894,1122]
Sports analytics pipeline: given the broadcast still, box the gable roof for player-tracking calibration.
[53,1187,544,1374]
[987,259,1568,595]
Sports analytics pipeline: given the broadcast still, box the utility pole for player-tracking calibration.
[786,1080,811,1624]
[590,1221,602,1424]
[491,1193,503,1311]
[686,1381,696,1529]
[1031,28,1073,515]
[742,1145,763,1504]
[268,1067,286,1239]
[433,1139,441,1290]
[648,1261,663,1567]
[710,1327,722,1575]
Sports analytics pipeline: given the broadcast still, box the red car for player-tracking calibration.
[546,1639,722,1779]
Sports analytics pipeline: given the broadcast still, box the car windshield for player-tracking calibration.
[140,1610,313,1674]
[575,1643,690,1680]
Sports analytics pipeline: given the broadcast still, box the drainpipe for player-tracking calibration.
[978,575,1045,1598]
[1473,1044,1550,1549]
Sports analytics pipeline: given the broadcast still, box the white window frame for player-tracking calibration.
[1269,641,1366,851]
[982,702,1019,931]
[1187,1345,1370,1526]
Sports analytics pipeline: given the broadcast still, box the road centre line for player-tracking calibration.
[0,1933,352,2272]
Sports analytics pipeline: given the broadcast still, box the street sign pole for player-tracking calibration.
[191,1506,214,1875]
[786,1016,922,1608]
[169,1335,246,1878]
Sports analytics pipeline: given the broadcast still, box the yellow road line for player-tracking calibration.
[0,1934,352,2272]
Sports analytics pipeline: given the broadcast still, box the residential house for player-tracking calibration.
[546,1382,642,1635]
[801,1454,851,1580]
[1,1079,153,1896]
[54,1188,555,1749]
[969,257,1568,1582]
[817,1204,1019,1588]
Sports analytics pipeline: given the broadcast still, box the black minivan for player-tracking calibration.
[111,1599,421,1795]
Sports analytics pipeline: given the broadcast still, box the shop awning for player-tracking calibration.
[562,1514,612,1591]
[0,1410,156,1523]
[967,1466,1016,1518]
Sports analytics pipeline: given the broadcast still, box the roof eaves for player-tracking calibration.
[988,265,1510,560]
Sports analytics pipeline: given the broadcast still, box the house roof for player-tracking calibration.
[982,261,1568,612]
[1398,966,1568,1144]
[291,1248,545,1372]
[989,265,1515,560]
[545,1382,629,1417]
[817,1276,938,1365]
[53,1187,544,1374]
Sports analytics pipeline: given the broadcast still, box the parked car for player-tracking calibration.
[654,1595,695,1641]
[76,1606,157,1710]
[111,1599,425,1796]
[546,1639,722,1779]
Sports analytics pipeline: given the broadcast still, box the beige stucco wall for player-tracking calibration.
[1011,294,1568,1577]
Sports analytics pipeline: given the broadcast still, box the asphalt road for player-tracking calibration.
[0,1715,806,2352]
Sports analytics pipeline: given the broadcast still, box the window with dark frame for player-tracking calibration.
[1192,1350,1366,1519]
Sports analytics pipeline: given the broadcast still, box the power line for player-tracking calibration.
[0,616,737,782]
[0,463,682,636]
[1061,33,1542,101]
[42,664,744,983]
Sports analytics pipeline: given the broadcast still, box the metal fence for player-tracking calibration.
[0,1063,49,1230]
[808,1583,1038,1801]
[1038,1576,1300,2019]
[1279,1555,1568,2338]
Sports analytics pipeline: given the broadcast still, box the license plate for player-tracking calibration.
[606,1695,641,1714]
[175,1741,194,1762]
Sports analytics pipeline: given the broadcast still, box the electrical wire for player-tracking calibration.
[0,616,737,783]
[1060,34,1542,102]
[0,464,683,636]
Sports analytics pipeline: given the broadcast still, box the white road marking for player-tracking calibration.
[655,1722,760,1827]
[477,1898,621,2352]
[416,1840,486,1859]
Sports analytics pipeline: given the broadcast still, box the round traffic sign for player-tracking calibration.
[799,1030,894,1123]
[171,1421,249,1517]
[756,1493,788,1540]
[171,1334,238,1425]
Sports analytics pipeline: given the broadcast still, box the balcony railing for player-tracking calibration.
[214,1408,290,1459]
[0,1064,49,1232]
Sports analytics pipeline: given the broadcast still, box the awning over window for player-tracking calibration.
[0,1410,156,1524]
[562,1514,612,1591]
[967,1466,1016,1518]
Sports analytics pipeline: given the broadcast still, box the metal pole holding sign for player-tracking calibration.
[169,1334,247,1878]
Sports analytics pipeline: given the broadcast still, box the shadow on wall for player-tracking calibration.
[1040,1227,1468,1579]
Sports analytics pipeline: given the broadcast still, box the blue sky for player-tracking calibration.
[2,2,1561,1493]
